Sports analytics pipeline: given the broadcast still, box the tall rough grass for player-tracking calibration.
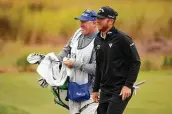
[0,0,172,44]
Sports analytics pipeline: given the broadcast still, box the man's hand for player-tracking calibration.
[63,60,73,68]
[120,86,131,101]
[92,92,99,103]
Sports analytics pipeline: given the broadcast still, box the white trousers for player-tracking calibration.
[69,98,98,114]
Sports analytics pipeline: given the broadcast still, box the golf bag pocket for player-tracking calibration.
[68,82,90,102]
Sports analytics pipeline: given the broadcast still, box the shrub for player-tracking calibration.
[141,60,159,71]
[16,54,30,72]
[162,56,172,69]
[162,56,169,66]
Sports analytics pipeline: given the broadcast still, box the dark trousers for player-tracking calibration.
[97,91,132,114]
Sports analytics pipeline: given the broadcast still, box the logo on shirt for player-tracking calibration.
[109,43,113,48]
[130,43,134,47]
[107,31,112,35]
[96,45,101,49]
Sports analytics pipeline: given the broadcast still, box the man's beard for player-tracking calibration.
[99,25,109,32]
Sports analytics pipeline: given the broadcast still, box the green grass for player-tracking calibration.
[0,104,29,114]
[125,70,172,114]
[0,72,68,114]
[0,70,172,114]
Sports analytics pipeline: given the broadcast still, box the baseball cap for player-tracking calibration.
[94,6,118,19]
[74,9,97,21]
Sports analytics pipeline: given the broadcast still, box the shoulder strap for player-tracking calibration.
[70,28,82,48]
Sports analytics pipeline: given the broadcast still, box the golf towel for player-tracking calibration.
[36,52,68,86]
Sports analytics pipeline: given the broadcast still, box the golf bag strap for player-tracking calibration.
[52,87,69,110]
[79,102,95,113]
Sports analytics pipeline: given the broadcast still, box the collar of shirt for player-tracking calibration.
[77,32,97,49]
[83,32,98,39]
[98,26,118,41]
[100,32,106,39]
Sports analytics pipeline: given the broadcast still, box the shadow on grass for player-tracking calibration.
[0,104,30,114]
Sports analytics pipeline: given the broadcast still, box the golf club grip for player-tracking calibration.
[134,81,146,86]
